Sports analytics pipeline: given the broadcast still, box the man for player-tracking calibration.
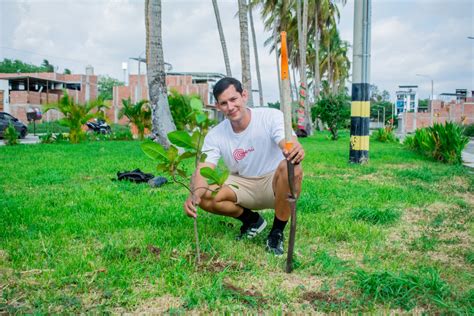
[183,77,304,255]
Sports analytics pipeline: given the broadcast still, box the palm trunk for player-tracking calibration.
[145,0,176,146]
[297,0,311,135]
[274,19,282,103]
[313,3,321,101]
[249,5,263,107]
[212,0,232,77]
[238,0,253,107]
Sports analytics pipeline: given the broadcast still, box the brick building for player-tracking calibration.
[0,65,97,123]
[111,72,225,124]
[398,97,474,133]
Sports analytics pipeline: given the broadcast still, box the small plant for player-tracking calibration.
[119,98,151,140]
[350,207,401,225]
[462,123,474,137]
[4,122,19,145]
[404,122,469,164]
[44,92,107,144]
[373,126,398,143]
[141,98,227,263]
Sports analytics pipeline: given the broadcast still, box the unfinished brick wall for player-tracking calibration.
[400,101,474,132]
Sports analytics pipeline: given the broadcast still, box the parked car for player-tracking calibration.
[0,112,28,138]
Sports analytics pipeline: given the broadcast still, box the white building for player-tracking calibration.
[395,85,418,115]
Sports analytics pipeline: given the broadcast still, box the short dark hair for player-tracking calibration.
[213,77,243,101]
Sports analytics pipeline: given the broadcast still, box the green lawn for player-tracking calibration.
[1,132,473,313]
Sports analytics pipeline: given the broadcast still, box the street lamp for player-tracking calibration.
[416,74,434,126]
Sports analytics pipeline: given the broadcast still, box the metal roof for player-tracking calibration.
[0,75,80,85]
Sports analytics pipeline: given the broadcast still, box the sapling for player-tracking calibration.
[141,98,231,263]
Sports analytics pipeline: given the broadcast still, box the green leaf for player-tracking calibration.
[200,167,220,185]
[156,163,168,172]
[191,131,202,150]
[218,169,229,186]
[168,130,194,149]
[199,153,207,163]
[176,169,187,178]
[196,113,207,125]
[141,141,169,162]
[229,184,239,189]
[167,145,179,162]
[190,98,203,111]
[178,151,196,162]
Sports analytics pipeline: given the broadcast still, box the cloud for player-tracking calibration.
[1,0,472,103]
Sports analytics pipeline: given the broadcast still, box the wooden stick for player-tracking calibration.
[280,31,298,273]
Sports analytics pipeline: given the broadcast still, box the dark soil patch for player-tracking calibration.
[147,245,161,258]
[223,280,267,305]
[301,291,349,309]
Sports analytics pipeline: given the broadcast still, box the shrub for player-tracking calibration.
[4,122,19,145]
[403,122,468,164]
[312,93,350,140]
[28,120,69,134]
[119,98,151,140]
[373,126,398,143]
[463,124,474,137]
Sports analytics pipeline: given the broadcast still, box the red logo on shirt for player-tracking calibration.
[233,147,254,161]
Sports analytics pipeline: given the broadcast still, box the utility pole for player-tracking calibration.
[349,0,371,163]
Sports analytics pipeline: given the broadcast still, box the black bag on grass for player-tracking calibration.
[117,169,154,183]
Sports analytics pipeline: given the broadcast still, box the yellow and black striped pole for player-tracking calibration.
[350,0,371,163]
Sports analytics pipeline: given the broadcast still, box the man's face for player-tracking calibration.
[215,85,248,123]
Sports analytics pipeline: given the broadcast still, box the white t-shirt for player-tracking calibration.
[202,107,287,177]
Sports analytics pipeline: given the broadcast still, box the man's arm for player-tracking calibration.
[279,136,305,164]
[183,161,216,218]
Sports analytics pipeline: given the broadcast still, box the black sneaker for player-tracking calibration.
[236,214,267,240]
[266,229,284,255]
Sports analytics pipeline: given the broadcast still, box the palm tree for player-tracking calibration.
[119,98,152,140]
[212,0,232,77]
[249,4,264,107]
[44,92,105,143]
[145,0,176,146]
[238,0,254,107]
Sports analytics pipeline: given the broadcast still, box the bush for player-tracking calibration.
[168,89,195,131]
[4,122,19,145]
[373,127,398,143]
[403,122,468,164]
[28,121,69,134]
[111,124,133,140]
[312,93,350,140]
[463,124,474,137]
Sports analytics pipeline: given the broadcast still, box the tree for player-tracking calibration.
[119,99,152,140]
[98,75,124,100]
[212,0,232,77]
[312,92,350,140]
[0,58,51,73]
[44,92,105,143]
[63,68,72,75]
[41,59,54,72]
[145,0,176,146]
[238,0,254,107]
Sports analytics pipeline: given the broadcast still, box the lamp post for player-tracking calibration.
[416,74,434,126]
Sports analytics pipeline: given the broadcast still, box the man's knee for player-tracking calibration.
[275,160,303,183]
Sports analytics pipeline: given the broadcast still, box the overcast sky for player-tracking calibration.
[0,0,473,103]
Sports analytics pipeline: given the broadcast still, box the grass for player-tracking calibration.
[0,131,473,313]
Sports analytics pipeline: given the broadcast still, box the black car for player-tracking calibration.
[0,112,28,138]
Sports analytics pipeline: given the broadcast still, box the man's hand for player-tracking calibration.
[183,194,200,218]
[284,141,305,164]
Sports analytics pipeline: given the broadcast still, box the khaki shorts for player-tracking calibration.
[225,171,275,210]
